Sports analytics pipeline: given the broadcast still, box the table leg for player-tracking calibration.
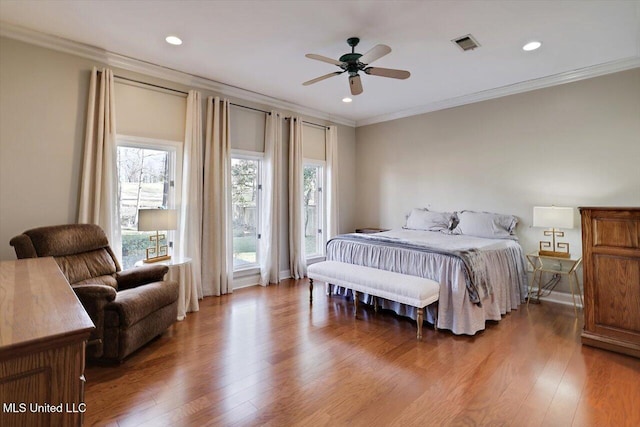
[536,268,543,301]
[568,273,578,317]
[574,271,584,307]
[353,290,359,318]
[528,268,542,305]
[416,307,424,340]
[434,303,438,331]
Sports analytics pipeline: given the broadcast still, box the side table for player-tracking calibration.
[135,257,195,321]
[526,252,583,316]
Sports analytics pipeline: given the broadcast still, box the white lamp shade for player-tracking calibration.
[138,209,178,231]
[533,206,575,229]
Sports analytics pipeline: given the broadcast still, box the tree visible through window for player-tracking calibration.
[117,145,172,269]
[231,157,260,270]
[304,163,324,257]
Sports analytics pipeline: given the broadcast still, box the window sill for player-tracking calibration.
[306,256,326,266]
[234,266,260,278]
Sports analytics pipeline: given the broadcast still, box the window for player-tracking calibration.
[116,136,181,269]
[231,152,262,271]
[303,161,325,259]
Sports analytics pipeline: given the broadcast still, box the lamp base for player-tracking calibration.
[539,250,570,259]
[143,255,172,263]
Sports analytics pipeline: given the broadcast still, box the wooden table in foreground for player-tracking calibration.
[0,257,95,427]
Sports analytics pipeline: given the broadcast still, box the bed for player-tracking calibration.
[326,210,529,335]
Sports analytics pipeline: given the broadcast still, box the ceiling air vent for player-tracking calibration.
[452,34,480,52]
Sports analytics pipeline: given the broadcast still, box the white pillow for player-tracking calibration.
[451,211,518,239]
[404,208,453,232]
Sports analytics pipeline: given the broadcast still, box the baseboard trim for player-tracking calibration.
[233,273,260,289]
[530,287,583,308]
[279,270,292,281]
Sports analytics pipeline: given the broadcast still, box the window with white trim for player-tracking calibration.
[303,160,326,259]
[231,151,263,271]
[116,136,182,269]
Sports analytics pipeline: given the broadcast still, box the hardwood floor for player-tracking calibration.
[84,279,640,426]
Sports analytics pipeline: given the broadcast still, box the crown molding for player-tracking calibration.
[0,22,356,127]
[3,21,638,129]
[356,56,640,127]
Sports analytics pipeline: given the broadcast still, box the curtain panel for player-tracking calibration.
[178,90,203,315]
[78,67,122,261]
[202,97,233,296]
[288,117,307,279]
[325,125,339,239]
[260,111,283,285]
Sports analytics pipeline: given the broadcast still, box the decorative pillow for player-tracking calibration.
[404,208,454,232]
[450,211,518,239]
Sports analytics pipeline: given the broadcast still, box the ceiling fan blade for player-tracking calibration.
[305,53,343,66]
[349,75,363,95]
[364,67,411,79]
[302,71,343,86]
[358,44,391,65]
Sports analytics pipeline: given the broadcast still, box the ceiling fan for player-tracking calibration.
[303,37,411,96]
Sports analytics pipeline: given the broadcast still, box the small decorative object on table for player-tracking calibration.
[532,206,574,258]
[138,208,178,263]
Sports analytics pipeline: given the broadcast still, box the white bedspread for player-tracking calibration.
[326,229,528,335]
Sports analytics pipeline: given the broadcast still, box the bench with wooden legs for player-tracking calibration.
[307,261,440,339]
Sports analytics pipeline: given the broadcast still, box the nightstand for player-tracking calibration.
[526,252,583,316]
[355,228,389,234]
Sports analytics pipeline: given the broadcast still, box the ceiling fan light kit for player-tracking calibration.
[523,41,542,51]
[165,35,182,45]
[304,37,410,96]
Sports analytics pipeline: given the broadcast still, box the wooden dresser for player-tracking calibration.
[0,257,94,426]
[580,207,640,358]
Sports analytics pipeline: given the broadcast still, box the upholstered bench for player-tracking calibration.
[307,261,440,339]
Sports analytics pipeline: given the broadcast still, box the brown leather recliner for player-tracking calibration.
[10,224,179,362]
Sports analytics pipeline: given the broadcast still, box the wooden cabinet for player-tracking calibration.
[0,257,94,426]
[580,207,640,358]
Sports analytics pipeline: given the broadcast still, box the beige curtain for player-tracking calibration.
[288,117,307,279]
[325,125,339,239]
[78,67,121,261]
[259,111,282,285]
[202,97,233,295]
[177,90,203,316]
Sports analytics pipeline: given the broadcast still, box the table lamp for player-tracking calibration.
[533,206,574,258]
[138,209,178,263]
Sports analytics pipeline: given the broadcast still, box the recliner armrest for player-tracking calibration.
[71,284,117,359]
[116,265,169,290]
[72,284,117,302]
[9,234,38,259]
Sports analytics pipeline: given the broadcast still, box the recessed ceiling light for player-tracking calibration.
[165,35,182,46]
[522,41,542,51]
[342,97,352,103]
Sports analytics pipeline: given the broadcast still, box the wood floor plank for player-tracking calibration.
[79,278,640,427]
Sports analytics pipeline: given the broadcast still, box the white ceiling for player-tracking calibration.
[1,0,639,126]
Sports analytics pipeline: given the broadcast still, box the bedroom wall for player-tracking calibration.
[0,36,357,264]
[355,68,640,293]
[0,37,93,261]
